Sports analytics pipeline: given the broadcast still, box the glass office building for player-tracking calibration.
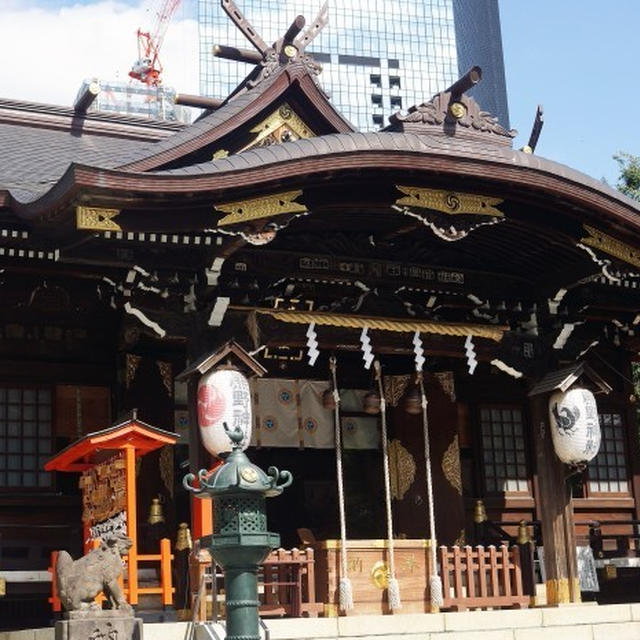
[198,0,509,131]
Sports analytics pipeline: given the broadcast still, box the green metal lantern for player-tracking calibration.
[184,425,292,640]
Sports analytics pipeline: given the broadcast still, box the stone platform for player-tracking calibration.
[54,611,142,640]
[5,603,640,640]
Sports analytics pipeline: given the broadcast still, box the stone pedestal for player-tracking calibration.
[55,610,143,640]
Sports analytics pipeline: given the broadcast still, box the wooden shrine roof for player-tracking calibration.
[0,97,183,204]
[44,415,179,473]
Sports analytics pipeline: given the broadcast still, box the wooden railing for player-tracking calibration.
[189,546,322,621]
[439,545,530,611]
[261,548,322,617]
[49,537,174,611]
[577,519,640,559]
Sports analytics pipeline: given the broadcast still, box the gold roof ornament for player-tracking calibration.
[395,186,504,217]
[76,206,121,231]
[215,190,307,226]
[581,224,640,270]
[241,103,315,152]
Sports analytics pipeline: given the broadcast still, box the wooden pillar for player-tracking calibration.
[530,395,580,604]
[124,444,139,605]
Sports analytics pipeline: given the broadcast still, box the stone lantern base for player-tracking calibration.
[55,610,143,640]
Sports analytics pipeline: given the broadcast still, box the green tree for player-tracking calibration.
[614,152,640,202]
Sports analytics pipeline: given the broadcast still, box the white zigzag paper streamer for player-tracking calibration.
[412,330,425,372]
[464,335,477,375]
[491,359,523,378]
[306,322,319,366]
[360,327,374,369]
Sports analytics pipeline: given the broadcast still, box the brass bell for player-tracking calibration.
[473,499,487,524]
[516,520,530,545]
[403,384,422,415]
[363,390,381,415]
[175,522,193,551]
[148,497,165,525]
[322,388,337,410]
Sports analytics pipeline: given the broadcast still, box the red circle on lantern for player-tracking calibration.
[198,382,227,427]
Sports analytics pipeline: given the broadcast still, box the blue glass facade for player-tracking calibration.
[198,0,508,131]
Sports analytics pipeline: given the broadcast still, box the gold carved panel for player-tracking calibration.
[388,438,416,500]
[581,224,640,269]
[76,206,121,231]
[215,190,307,226]
[442,434,462,496]
[395,186,503,217]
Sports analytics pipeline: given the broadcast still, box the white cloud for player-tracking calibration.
[0,1,198,107]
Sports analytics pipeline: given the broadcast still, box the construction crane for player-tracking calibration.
[129,0,181,86]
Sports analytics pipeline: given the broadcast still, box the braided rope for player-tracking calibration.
[254,308,504,341]
[418,371,443,609]
[330,356,353,611]
[374,359,401,610]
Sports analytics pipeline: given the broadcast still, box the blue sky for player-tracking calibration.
[0,0,638,185]
[500,0,640,184]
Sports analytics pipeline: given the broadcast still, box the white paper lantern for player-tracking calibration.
[548,387,601,465]
[197,368,252,457]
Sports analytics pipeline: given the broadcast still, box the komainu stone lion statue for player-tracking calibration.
[56,535,133,613]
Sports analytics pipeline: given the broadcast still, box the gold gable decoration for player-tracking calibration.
[76,206,122,231]
[395,186,504,217]
[241,103,315,152]
[581,224,640,270]
[215,190,307,226]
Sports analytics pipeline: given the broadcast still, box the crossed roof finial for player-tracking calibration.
[217,0,328,87]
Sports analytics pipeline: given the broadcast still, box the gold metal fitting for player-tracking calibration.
[473,499,487,524]
[175,522,193,551]
[517,520,530,545]
[370,560,389,589]
[449,101,466,119]
[148,497,165,525]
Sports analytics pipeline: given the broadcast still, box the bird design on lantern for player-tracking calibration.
[551,402,580,436]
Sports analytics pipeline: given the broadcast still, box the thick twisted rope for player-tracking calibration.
[330,356,353,611]
[418,371,443,609]
[374,359,401,611]
[252,308,505,341]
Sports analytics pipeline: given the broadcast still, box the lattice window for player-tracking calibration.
[480,407,529,494]
[588,411,629,493]
[215,495,267,534]
[0,387,52,488]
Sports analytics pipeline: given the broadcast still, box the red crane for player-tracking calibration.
[129,0,182,86]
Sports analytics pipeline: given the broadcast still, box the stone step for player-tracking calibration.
[4,604,640,640]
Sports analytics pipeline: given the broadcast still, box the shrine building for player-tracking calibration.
[1,2,640,629]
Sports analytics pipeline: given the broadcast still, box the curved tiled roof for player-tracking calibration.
[0,98,183,204]
[152,130,640,218]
